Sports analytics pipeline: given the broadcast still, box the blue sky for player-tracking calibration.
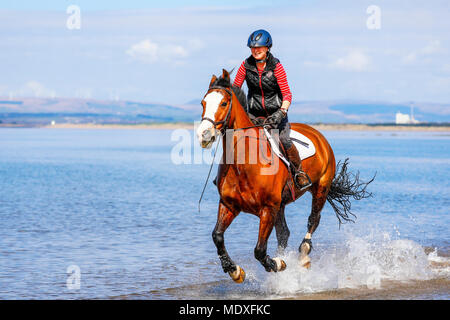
[0,0,285,11]
[1,0,449,106]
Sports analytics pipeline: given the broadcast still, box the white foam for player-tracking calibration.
[261,234,443,297]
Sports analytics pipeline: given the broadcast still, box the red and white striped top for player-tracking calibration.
[232,60,292,103]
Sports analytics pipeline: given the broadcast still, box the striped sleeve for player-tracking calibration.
[232,61,246,88]
[274,62,292,103]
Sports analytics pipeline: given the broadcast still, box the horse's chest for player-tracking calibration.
[219,168,276,211]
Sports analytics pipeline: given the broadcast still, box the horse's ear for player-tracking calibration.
[222,69,230,81]
[209,74,217,88]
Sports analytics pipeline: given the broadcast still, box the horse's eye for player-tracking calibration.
[221,102,227,106]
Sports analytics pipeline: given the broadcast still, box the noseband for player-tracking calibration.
[201,86,233,134]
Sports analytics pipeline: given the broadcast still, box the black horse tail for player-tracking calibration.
[327,158,376,227]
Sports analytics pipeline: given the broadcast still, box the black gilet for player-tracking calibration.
[243,52,283,117]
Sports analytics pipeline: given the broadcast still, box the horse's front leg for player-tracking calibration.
[255,207,287,272]
[275,204,290,254]
[212,201,245,283]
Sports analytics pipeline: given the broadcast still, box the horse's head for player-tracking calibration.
[197,69,233,149]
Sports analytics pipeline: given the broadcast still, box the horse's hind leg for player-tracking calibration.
[275,204,290,254]
[212,201,245,283]
[255,207,287,272]
[299,183,329,268]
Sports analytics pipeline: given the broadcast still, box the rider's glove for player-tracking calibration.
[265,109,286,128]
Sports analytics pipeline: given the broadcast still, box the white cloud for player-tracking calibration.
[402,40,442,64]
[126,39,189,64]
[332,50,371,72]
[126,39,159,63]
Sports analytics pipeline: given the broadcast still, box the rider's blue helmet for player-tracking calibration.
[247,29,272,48]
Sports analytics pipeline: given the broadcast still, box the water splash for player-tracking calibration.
[262,233,445,297]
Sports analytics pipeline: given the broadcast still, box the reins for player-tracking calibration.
[198,133,222,213]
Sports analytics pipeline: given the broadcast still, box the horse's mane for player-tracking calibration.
[211,74,248,111]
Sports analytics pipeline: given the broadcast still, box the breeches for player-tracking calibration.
[274,117,292,150]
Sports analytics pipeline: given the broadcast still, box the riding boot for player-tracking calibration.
[285,144,312,190]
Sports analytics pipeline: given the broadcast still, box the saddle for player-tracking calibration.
[263,127,316,168]
[263,127,315,197]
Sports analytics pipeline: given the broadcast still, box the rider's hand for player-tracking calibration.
[265,109,286,128]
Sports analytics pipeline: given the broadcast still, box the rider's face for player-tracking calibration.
[251,46,269,61]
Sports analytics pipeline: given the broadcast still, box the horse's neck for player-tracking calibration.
[230,94,254,130]
[221,93,270,167]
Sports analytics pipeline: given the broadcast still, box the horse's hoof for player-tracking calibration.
[300,255,311,269]
[273,257,287,272]
[228,265,245,283]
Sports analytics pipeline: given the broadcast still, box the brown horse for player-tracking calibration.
[197,69,373,283]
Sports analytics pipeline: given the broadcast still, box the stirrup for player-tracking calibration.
[294,170,312,191]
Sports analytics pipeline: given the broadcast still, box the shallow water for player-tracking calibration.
[0,128,448,299]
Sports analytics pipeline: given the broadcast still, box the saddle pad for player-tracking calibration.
[263,128,316,168]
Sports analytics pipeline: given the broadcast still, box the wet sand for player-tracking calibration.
[113,277,449,300]
[289,278,450,300]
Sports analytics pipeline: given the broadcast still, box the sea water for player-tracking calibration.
[0,128,448,299]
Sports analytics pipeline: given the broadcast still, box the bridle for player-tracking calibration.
[201,85,268,134]
[201,86,233,135]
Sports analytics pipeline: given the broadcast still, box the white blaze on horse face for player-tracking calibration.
[197,91,224,146]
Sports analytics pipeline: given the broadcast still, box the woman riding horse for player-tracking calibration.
[198,69,374,283]
[233,29,311,190]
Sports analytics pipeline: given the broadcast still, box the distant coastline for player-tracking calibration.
[1,122,449,131]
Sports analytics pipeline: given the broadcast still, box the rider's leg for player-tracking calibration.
[278,119,312,190]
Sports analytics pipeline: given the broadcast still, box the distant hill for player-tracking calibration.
[0,96,448,125]
[0,97,198,125]
[284,100,450,124]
